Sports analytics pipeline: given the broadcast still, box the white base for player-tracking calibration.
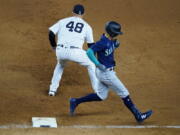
[32,117,57,128]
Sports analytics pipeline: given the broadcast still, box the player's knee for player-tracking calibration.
[118,90,129,98]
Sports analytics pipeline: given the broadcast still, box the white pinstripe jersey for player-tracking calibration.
[49,16,94,49]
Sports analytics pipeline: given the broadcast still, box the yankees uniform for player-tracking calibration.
[69,21,153,123]
[48,4,99,96]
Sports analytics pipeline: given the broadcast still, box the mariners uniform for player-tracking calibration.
[69,21,153,123]
[48,4,99,96]
[88,34,130,99]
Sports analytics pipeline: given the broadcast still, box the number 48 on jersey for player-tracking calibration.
[66,21,84,33]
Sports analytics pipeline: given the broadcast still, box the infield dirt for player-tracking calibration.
[0,0,180,134]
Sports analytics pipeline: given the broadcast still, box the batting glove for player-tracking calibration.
[97,64,107,72]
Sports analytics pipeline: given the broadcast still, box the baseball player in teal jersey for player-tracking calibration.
[69,21,153,123]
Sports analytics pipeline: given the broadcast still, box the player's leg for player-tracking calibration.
[49,60,67,96]
[68,49,99,91]
[106,71,153,122]
[69,80,109,116]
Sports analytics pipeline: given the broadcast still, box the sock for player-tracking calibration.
[122,96,141,117]
[76,93,102,105]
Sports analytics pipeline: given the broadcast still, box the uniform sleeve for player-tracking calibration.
[86,48,100,66]
[85,25,94,44]
[49,20,61,34]
[91,40,106,53]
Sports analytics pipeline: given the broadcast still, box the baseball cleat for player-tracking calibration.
[135,110,153,123]
[69,98,78,116]
[48,91,56,96]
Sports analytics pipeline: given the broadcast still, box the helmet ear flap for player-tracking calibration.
[105,21,123,38]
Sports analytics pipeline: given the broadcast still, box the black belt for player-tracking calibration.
[57,44,79,49]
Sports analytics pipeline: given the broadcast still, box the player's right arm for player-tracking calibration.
[86,40,107,71]
[86,48,100,65]
[49,31,56,50]
[48,21,61,50]
[87,48,106,71]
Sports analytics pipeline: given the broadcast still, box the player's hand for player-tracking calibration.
[97,64,107,72]
[113,39,120,48]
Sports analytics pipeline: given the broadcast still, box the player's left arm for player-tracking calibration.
[113,39,120,48]
[48,20,61,50]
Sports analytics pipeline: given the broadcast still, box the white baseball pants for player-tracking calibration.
[49,45,99,93]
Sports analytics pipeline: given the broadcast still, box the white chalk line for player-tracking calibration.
[0,124,180,129]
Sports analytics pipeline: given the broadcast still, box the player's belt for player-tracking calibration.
[106,67,114,71]
[57,44,79,49]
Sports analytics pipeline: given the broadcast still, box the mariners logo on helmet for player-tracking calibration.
[105,21,123,37]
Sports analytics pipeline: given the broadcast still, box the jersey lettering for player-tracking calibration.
[66,21,74,32]
[66,21,84,33]
[105,46,115,56]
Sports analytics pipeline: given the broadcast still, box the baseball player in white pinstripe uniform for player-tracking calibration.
[48,4,98,96]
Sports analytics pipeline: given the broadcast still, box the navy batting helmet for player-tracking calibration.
[105,21,123,37]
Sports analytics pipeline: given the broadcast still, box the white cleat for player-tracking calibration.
[48,91,56,96]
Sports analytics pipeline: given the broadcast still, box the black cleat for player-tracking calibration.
[135,110,153,123]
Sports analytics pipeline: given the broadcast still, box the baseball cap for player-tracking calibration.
[73,4,85,15]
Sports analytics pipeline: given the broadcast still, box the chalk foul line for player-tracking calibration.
[0,124,180,129]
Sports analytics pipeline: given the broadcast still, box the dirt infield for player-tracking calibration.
[0,0,180,134]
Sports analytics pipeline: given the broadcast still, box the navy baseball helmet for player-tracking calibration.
[105,21,123,37]
[73,4,85,15]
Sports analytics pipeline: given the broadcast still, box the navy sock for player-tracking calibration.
[76,93,102,105]
[122,96,141,116]
[122,96,134,108]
